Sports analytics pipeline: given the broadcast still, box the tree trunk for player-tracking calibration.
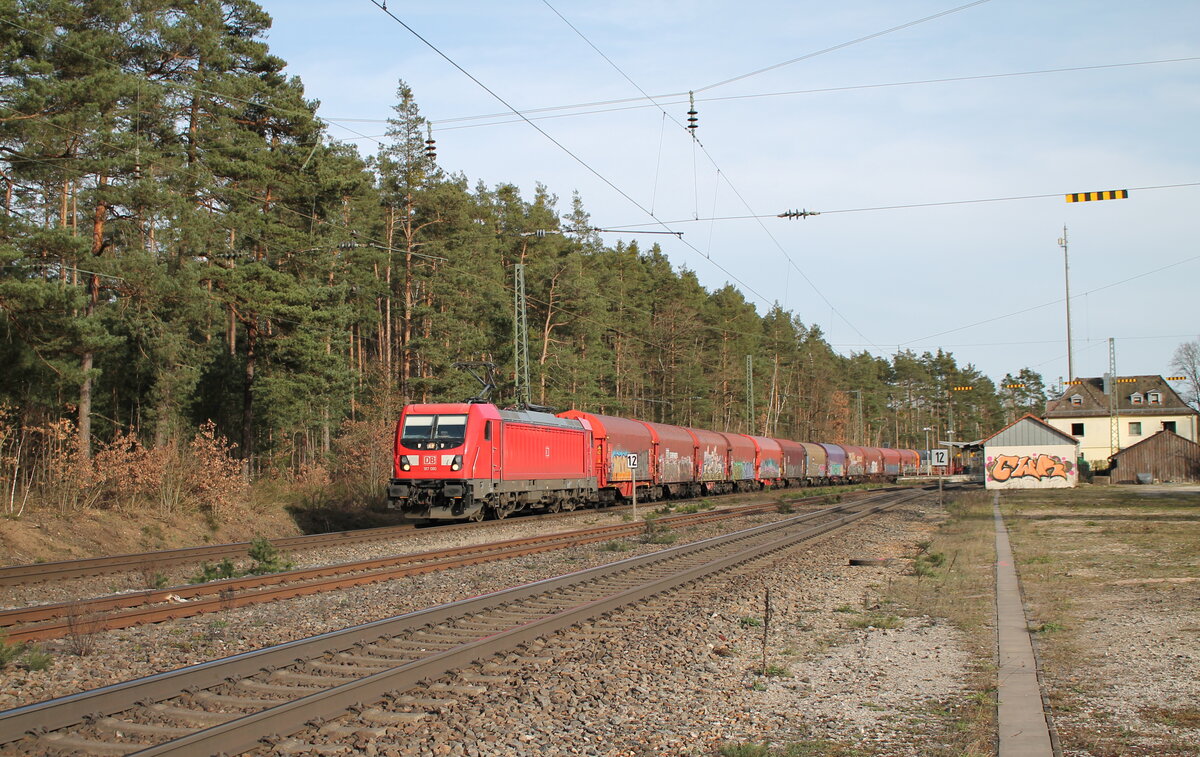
[78,349,93,461]
[78,176,108,461]
[241,318,257,479]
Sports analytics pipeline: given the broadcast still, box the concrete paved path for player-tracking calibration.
[993,492,1056,757]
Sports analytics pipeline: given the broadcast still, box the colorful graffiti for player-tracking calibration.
[987,454,1072,483]
[658,449,693,481]
[610,450,640,481]
[701,447,726,480]
[732,460,754,480]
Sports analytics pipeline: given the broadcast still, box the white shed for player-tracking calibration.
[983,414,1079,490]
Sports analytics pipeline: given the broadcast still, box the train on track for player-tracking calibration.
[386,395,920,521]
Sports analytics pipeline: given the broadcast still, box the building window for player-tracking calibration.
[1070,394,1083,407]
[1071,422,1085,436]
[1148,391,1162,405]
[1130,392,1144,405]
[1163,421,1177,433]
[1129,422,1142,436]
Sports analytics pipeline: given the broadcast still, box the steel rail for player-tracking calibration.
[0,489,902,590]
[0,489,923,754]
[0,499,790,642]
[144,491,926,757]
[0,486,905,587]
[0,524,423,587]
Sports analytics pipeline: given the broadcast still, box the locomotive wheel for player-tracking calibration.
[467,507,485,522]
[491,501,516,520]
[561,498,577,512]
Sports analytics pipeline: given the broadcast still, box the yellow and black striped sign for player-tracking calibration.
[1167,376,1187,381]
[1115,377,1137,383]
[951,385,974,391]
[1066,189,1128,203]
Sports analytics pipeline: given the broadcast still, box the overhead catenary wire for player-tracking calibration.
[536,0,878,348]
[603,182,1200,228]
[831,334,1200,349]
[325,52,1200,134]
[899,251,1200,347]
[696,0,993,92]
[337,0,1200,131]
[365,0,774,310]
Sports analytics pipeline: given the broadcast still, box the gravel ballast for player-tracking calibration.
[4,496,984,755]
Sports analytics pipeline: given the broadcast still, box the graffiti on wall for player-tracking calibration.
[986,453,1073,483]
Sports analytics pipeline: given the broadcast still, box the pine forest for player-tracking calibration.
[0,1,1048,518]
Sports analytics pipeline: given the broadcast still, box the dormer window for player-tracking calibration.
[1070,394,1083,407]
[1131,392,1144,405]
[1148,391,1162,405]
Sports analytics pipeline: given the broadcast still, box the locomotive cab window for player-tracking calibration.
[400,414,468,450]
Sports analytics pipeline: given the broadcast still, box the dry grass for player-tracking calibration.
[875,489,998,756]
[999,484,1200,756]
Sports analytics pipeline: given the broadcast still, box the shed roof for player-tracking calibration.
[982,414,1079,447]
[1108,428,1200,461]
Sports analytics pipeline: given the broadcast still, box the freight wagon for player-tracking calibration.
[387,401,920,521]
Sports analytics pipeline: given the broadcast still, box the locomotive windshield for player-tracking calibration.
[400,414,468,450]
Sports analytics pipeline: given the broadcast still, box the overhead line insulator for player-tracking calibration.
[778,209,820,219]
[686,91,698,134]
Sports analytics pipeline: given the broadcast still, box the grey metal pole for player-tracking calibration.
[1058,227,1074,380]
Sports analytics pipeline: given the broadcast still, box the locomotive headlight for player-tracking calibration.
[400,455,412,472]
[450,455,462,471]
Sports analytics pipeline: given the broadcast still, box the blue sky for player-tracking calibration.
[255,0,1199,388]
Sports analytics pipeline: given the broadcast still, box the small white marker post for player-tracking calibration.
[628,453,639,521]
[931,448,949,506]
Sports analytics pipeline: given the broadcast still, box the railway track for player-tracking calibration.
[0,488,926,756]
[0,499,790,643]
[0,486,890,588]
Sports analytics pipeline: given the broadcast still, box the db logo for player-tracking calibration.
[423,455,437,466]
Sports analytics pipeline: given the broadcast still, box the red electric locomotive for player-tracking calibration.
[387,402,594,520]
